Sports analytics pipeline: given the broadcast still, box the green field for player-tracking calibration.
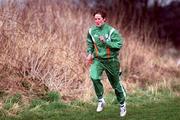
[0,91,180,120]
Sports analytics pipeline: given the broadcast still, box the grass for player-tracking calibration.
[3,93,21,110]
[0,97,179,120]
[0,91,179,120]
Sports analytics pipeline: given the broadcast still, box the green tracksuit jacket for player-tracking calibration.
[87,23,123,59]
[86,23,126,104]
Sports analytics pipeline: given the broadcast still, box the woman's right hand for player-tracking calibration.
[86,54,93,66]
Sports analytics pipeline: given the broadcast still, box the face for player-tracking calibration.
[94,14,106,27]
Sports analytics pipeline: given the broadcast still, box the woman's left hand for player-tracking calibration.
[99,36,105,43]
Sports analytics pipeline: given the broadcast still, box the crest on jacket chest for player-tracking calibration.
[105,34,109,39]
[94,34,98,38]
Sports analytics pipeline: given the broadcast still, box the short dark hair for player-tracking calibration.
[93,8,107,19]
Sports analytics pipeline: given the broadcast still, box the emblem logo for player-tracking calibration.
[94,34,98,37]
[105,34,109,39]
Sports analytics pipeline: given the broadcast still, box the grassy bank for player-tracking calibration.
[0,91,180,120]
[0,1,179,119]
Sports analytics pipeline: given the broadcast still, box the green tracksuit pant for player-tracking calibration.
[90,58,126,104]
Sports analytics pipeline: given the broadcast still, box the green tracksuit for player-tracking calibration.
[86,23,126,104]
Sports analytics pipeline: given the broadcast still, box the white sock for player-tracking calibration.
[99,98,105,102]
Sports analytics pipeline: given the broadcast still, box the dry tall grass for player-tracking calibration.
[0,0,179,101]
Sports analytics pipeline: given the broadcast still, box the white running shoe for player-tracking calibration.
[96,99,106,112]
[120,102,127,117]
